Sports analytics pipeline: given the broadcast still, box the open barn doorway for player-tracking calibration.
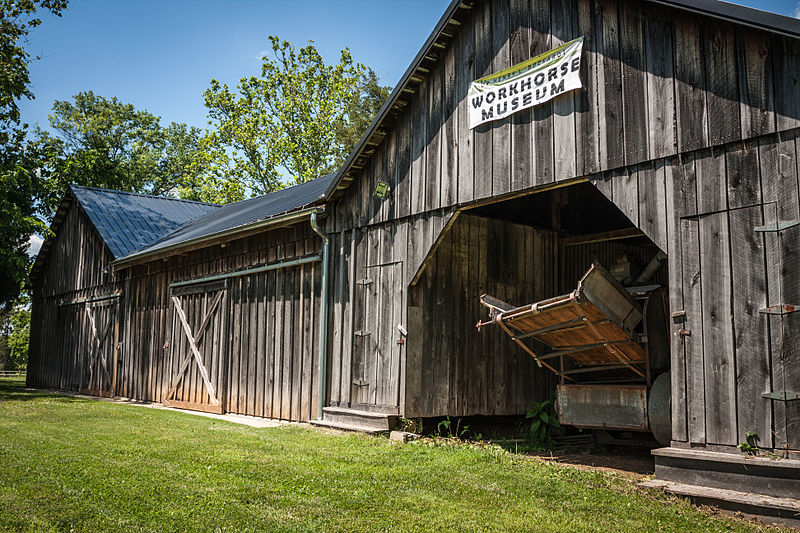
[464,181,671,445]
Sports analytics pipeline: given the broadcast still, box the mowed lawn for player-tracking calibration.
[0,378,786,533]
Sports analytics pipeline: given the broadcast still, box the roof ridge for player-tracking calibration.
[70,184,221,207]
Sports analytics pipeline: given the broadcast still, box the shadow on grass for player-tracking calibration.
[0,379,88,404]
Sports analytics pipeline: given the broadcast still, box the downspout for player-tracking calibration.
[309,208,330,420]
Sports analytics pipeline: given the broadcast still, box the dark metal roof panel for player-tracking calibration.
[70,185,220,258]
[121,173,335,261]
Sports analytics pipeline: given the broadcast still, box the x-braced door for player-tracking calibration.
[79,297,119,397]
[164,280,228,414]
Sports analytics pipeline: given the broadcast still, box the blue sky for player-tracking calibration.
[20,0,800,133]
[19,0,800,255]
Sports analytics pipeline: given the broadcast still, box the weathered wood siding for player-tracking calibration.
[405,214,560,417]
[332,0,797,232]
[118,223,322,421]
[589,130,800,452]
[28,200,120,393]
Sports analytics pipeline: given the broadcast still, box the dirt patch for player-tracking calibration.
[528,446,655,479]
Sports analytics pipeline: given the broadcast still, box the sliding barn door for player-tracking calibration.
[164,281,228,414]
[78,298,119,397]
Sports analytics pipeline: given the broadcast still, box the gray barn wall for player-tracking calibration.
[28,200,120,393]
[118,223,323,421]
[326,0,800,451]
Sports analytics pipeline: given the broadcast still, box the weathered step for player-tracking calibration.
[652,447,800,499]
[640,479,800,529]
[309,407,396,433]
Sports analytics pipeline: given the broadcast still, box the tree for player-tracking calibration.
[203,36,391,194]
[0,0,67,312]
[333,68,391,161]
[32,91,241,216]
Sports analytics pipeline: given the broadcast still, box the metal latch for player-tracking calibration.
[676,329,691,337]
[354,330,371,337]
[353,379,369,387]
[762,391,800,401]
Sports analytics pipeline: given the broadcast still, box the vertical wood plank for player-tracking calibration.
[492,0,512,196]
[643,5,676,160]
[576,0,600,176]
[456,10,475,204]
[699,210,737,446]
[619,0,648,165]
[473,0,493,200]
[702,19,740,146]
[595,0,624,170]
[510,0,534,192]
[551,0,577,179]
[736,27,775,139]
[674,13,708,152]
[531,0,554,185]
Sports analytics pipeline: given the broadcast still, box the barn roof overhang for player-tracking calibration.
[110,206,320,270]
[323,0,800,203]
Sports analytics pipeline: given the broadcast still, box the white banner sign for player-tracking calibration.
[468,36,584,129]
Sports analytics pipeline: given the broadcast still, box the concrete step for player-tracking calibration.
[309,407,396,433]
[640,479,800,529]
[652,447,800,500]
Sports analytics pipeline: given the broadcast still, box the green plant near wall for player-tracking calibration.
[738,431,760,455]
[526,398,560,447]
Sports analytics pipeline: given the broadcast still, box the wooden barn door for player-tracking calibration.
[164,280,228,414]
[78,298,119,397]
[351,262,403,409]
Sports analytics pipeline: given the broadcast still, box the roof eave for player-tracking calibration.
[111,206,320,269]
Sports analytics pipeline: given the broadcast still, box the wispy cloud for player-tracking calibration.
[27,234,43,257]
[794,1,800,19]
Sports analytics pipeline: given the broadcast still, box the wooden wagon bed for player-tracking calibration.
[479,261,647,381]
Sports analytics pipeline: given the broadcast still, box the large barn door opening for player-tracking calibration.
[164,280,228,414]
[78,298,118,397]
[351,262,403,410]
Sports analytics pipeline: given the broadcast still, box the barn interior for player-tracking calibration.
[408,181,671,444]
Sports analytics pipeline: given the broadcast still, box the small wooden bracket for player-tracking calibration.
[762,391,800,401]
[671,310,686,324]
[759,304,799,315]
[355,278,373,286]
[354,330,371,337]
[754,220,800,232]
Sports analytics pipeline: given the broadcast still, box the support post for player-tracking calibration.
[310,209,330,420]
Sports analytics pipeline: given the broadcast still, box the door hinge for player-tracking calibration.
[754,220,800,232]
[762,391,800,401]
[758,304,799,315]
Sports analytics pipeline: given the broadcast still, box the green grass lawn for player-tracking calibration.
[0,378,785,532]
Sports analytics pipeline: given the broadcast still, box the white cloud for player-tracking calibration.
[27,234,43,257]
[794,2,800,18]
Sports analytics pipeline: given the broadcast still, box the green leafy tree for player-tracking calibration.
[0,0,67,311]
[203,36,390,194]
[33,91,240,216]
[333,68,391,159]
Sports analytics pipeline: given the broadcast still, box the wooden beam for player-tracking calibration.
[560,227,646,246]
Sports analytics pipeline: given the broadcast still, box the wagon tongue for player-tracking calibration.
[477,261,646,380]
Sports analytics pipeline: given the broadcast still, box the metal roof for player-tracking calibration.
[324,0,800,202]
[70,185,220,258]
[115,173,335,265]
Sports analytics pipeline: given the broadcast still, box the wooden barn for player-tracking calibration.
[29,0,800,514]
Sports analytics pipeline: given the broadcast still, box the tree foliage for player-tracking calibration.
[0,0,66,311]
[32,91,238,216]
[203,36,390,194]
